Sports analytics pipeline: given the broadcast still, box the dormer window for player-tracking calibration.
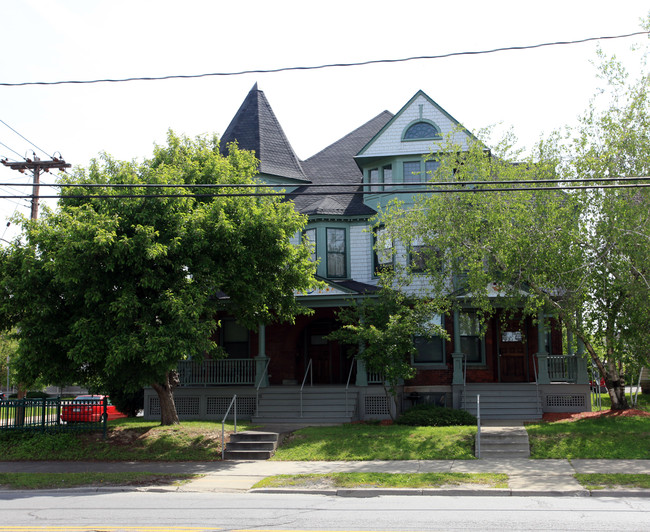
[402,120,441,141]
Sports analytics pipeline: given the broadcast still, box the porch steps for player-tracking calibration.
[223,431,279,460]
[462,383,542,420]
[476,424,531,458]
[252,387,357,424]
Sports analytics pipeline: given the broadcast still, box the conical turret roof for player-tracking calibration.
[220,83,308,182]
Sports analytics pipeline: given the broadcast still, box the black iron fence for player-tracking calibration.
[0,397,108,438]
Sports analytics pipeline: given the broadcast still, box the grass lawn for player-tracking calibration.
[0,472,197,490]
[253,472,506,489]
[0,419,251,461]
[271,424,477,461]
[526,416,650,459]
[575,473,650,490]
[0,419,476,462]
[593,392,650,411]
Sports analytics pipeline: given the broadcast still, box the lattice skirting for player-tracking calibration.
[147,395,256,419]
[364,395,389,416]
[545,393,587,410]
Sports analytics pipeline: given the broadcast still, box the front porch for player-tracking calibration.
[143,353,591,422]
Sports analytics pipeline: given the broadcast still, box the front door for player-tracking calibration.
[304,321,334,384]
[499,322,528,382]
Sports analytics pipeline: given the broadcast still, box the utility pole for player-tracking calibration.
[1,155,71,219]
[1,155,70,409]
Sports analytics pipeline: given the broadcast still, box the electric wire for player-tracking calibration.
[0,142,24,160]
[1,31,647,87]
[0,175,647,189]
[0,120,53,158]
[0,181,649,200]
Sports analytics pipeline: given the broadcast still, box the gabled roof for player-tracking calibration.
[289,111,394,217]
[220,83,308,182]
[356,90,479,159]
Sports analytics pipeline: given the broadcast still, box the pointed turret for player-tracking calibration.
[220,84,308,182]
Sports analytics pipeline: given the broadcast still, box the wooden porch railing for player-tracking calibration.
[177,359,256,386]
[547,355,578,383]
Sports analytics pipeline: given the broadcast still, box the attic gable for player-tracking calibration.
[356,90,476,159]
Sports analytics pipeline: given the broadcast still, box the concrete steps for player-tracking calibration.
[462,383,542,420]
[252,387,357,424]
[223,431,279,460]
[476,424,531,458]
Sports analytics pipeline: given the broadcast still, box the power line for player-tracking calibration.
[1,31,647,88]
[1,157,71,219]
[0,175,647,189]
[0,142,25,160]
[0,120,53,158]
[0,182,648,200]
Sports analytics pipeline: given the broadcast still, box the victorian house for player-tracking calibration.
[143,85,590,422]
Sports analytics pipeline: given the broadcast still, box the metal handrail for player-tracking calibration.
[462,353,467,409]
[633,371,642,407]
[255,358,271,416]
[300,359,313,418]
[591,365,602,411]
[532,355,542,416]
[221,394,237,460]
[476,394,481,459]
[344,360,355,417]
[463,353,467,385]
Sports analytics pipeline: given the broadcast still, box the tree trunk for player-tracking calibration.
[571,327,630,410]
[604,326,629,410]
[151,371,180,425]
[606,374,630,410]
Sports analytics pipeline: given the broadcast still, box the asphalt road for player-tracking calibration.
[2,492,650,531]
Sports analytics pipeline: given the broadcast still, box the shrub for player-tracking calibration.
[396,404,477,427]
[107,387,144,417]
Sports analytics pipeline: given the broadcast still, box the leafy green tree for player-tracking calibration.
[328,288,447,418]
[0,132,317,424]
[381,42,650,410]
[0,331,18,392]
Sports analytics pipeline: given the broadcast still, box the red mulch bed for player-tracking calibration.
[542,409,650,422]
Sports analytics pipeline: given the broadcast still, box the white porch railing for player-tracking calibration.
[177,359,256,386]
[548,355,578,383]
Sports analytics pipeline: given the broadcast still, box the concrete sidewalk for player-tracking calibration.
[2,459,650,497]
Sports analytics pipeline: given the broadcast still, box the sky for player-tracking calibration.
[0,0,648,241]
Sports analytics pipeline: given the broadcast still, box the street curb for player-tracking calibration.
[249,487,650,498]
[590,489,650,498]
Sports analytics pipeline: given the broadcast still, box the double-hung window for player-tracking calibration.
[303,228,317,263]
[383,165,393,188]
[373,226,393,274]
[369,168,380,192]
[460,312,483,363]
[425,160,440,179]
[413,314,446,365]
[410,237,443,272]
[326,228,346,278]
[403,161,421,184]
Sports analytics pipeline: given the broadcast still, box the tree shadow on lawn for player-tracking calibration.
[273,425,476,461]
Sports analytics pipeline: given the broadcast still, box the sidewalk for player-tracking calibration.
[2,459,650,497]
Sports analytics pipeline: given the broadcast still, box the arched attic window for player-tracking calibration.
[402,120,441,141]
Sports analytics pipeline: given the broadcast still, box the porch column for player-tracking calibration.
[575,334,589,384]
[356,317,368,386]
[355,357,368,387]
[452,309,464,385]
[536,312,550,384]
[255,322,269,388]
